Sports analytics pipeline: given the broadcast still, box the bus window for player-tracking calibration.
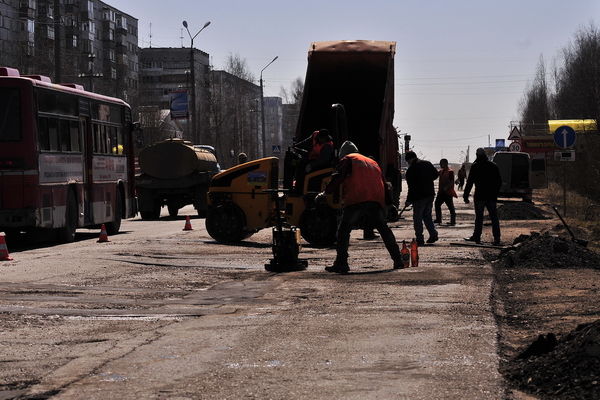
[0,88,21,141]
[47,118,59,151]
[69,120,80,152]
[93,123,100,153]
[60,119,70,152]
[38,117,50,150]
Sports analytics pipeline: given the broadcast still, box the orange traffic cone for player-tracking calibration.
[183,215,194,231]
[0,234,13,261]
[98,224,110,242]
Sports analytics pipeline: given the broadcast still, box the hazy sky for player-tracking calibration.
[118,0,600,163]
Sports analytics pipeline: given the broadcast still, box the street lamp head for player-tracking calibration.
[203,21,211,29]
[182,21,188,29]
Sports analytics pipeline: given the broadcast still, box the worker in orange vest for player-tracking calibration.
[315,141,403,273]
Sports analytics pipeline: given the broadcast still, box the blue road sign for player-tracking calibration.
[553,125,577,148]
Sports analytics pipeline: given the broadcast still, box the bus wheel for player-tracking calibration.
[57,190,78,243]
[299,208,337,246]
[205,205,246,243]
[106,191,123,235]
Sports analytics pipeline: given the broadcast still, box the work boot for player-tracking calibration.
[325,261,350,274]
[493,238,501,246]
[363,231,379,240]
[464,236,480,244]
[426,235,439,244]
[393,258,404,269]
[433,219,442,224]
[449,215,456,226]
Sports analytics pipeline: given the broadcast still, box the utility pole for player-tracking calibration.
[260,56,278,157]
[182,20,211,145]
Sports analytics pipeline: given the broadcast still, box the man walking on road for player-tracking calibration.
[463,147,503,245]
[315,141,403,273]
[404,151,439,246]
[434,158,458,225]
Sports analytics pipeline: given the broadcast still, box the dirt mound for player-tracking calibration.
[496,233,600,269]
[493,232,600,399]
[497,202,551,220]
[504,319,600,399]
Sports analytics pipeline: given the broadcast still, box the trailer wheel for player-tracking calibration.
[205,204,247,243]
[299,208,337,246]
[57,189,78,243]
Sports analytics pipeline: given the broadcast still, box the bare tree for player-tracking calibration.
[280,77,304,105]
[518,55,550,135]
[225,52,255,82]
[208,54,260,169]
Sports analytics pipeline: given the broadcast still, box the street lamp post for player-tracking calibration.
[260,56,278,158]
[182,20,210,144]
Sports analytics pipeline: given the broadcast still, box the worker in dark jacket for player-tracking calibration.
[315,141,402,273]
[404,151,439,245]
[463,147,503,245]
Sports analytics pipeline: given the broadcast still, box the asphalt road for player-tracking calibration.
[0,201,526,400]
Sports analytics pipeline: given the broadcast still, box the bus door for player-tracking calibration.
[80,116,94,223]
[79,99,94,224]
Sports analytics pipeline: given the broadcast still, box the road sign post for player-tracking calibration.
[553,125,577,216]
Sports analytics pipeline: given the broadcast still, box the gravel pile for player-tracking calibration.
[497,202,552,220]
[504,320,600,399]
[496,232,600,269]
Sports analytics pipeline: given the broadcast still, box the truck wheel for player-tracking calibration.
[205,204,246,243]
[57,190,78,243]
[168,203,179,218]
[299,208,337,246]
[140,203,161,220]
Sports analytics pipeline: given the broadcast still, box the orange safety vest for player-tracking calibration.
[438,168,458,197]
[343,153,386,208]
[309,132,333,160]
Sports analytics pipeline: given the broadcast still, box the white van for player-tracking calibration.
[492,152,547,202]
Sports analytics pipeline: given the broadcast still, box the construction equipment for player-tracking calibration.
[264,189,308,272]
[206,40,400,246]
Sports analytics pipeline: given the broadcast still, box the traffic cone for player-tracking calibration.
[97,224,110,242]
[0,234,13,261]
[183,215,194,231]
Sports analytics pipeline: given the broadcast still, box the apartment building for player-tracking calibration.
[139,47,212,148]
[0,0,138,102]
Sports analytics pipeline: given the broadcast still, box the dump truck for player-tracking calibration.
[206,40,399,245]
[136,138,219,219]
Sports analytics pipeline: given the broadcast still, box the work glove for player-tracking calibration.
[463,195,470,204]
[305,164,312,173]
[314,191,327,204]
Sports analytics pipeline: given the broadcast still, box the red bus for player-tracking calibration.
[0,67,138,242]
